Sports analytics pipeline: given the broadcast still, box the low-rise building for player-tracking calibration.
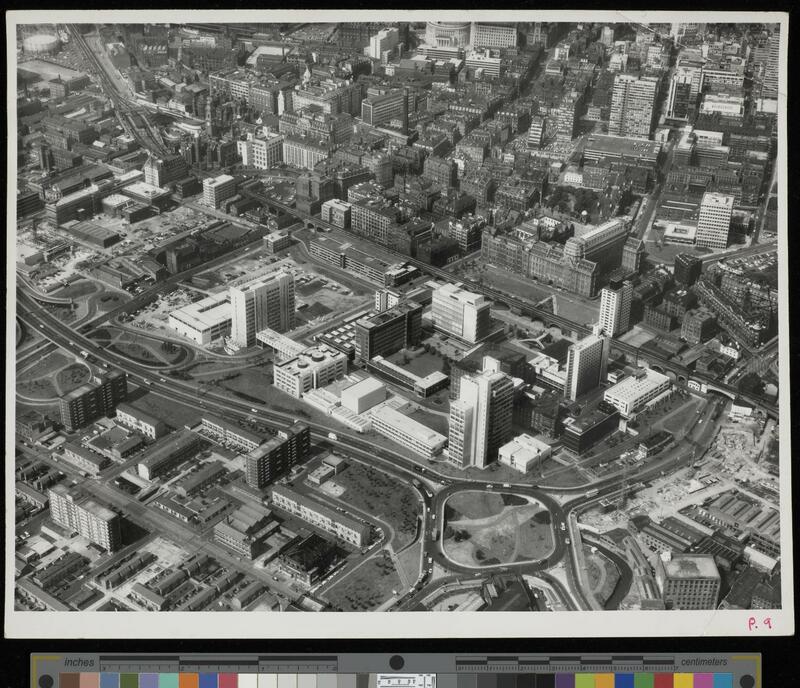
[137,429,203,481]
[603,368,671,419]
[498,434,552,473]
[369,404,447,459]
[271,483,371,547]
[114,402,167,439]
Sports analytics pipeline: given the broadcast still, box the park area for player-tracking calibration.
[323,549,402,611]
[17,352,92,400]
[327,461,421,549]
[89,327,189,367]
[442,491,555,568]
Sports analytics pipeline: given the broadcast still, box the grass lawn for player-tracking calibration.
[18,352,70,383]
[217,369,274,404]
[443,493,554,567]
[127,391,201,430]
[444,491,507,520]
[52,280,98,299]
[540,463,590,488]
[584,545,621,607]
[332,461,421,549]
[395,540,422,585]
[17,378,58,399]
[55,363,92,394]
[323,549,401,611]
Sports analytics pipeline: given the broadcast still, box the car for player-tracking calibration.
[486,484,493,489]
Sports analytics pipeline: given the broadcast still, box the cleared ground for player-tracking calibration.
[584,545,621,607]
[329,461,421,549]
[323,549,402,611]
[442,491,555,567]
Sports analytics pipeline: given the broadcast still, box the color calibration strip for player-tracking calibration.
[56,675,735,688]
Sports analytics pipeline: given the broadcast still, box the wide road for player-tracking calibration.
[241,188,777,417]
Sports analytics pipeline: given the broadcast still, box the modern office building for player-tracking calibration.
[114,402,167,440]
[655,552,721,610]
[340,378,387,414]
[273,345,348,398]
[354,301,422,361]
[431,283,492,344]
[599,279,633,336]
[498,433,552,473]
[361,89,407,129]
[202,174,236,208]
[368,27,400,61]
[271,483,371,547]
[59,370,128,432]
[674,253,703,286]
[370,405,448,459]
[229,270,295,347]
[603,368,671,418]
[564,331,608,401]
[696,192,734,250]
[48,484,121,552]
[609,74,659,139]
[448,369,514,469]
[168,292,232,345]
[143,154,189,188]
[245,422,310,489]
[320,198,352,228]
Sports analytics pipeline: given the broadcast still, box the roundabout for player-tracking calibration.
[440,490,556,568]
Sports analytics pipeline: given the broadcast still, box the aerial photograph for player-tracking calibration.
[9,14,788,622]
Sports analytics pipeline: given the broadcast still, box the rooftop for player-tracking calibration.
[662,553,720,579]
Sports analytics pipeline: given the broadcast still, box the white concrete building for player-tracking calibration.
[599,280,633,337]
[340,377,386,414]
[230,270,295,347]
[202,174,236,208]
[564,330,608,401]
[369,405,447,458]
[273,345,348,398]
[168,292,232,344]
[603,368,671,418]
[431,283,492,343]
[498,433,552,473]
[696,192,734,250]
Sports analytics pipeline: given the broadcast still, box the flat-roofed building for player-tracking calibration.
[230,270,295,347]
[114,402,167,439]
[59,370,128,432]
[245,422,310,489]
[271,483,371,547]
[273,345,348,398]
[48,484,121,551]
[655,552,721,610]
[370,404,447,459]
[431,283,492,344]
[61,442,110,475]
[202,174,236,208]
[137,429,203,481]
[237,130,283,169]
[340,377,387,414]
[498,433,551,473]
[603,368,671,418]
[168,292,232,345]
[354,301,422,361]
[696,192,734,250]
[200,414,264,453]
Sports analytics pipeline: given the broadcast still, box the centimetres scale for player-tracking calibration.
[30,655,760,688]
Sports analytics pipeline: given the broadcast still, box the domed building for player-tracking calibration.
[424,21,471,49]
